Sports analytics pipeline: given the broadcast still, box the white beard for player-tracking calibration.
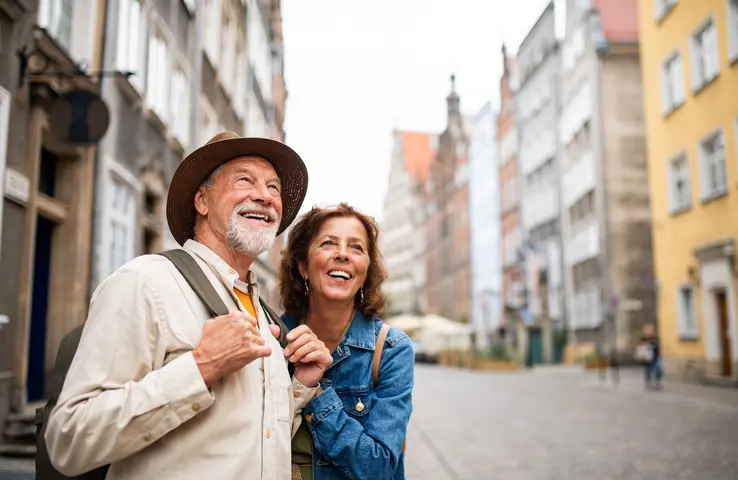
[225,202,279,257]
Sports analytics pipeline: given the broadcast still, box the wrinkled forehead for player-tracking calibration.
[223,155,278,177]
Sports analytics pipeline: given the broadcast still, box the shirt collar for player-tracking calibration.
[182,239,257,286]
[281,309,377,351]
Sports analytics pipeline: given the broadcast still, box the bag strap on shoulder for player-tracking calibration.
[160,249,288,348]
[372,323,391,387]
[160,249,230,318]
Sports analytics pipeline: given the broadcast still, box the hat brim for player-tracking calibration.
[166,137,308,246]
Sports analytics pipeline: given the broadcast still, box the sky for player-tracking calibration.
[281,0,562,222]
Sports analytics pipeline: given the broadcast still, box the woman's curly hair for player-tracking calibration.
[279,203,388,320]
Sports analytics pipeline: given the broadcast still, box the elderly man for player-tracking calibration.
[44,132,332,479]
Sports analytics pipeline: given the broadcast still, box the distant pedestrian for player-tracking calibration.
[636,323,663,390]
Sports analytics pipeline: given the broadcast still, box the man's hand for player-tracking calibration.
[192,312,272,387]
[281,325,333,388]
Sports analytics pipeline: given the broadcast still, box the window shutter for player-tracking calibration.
[689,39,701,91]
[698,141,709,200]
[676,287,686,336]
[674,54,685,105]
[116,0,130,70]
[660,65,670,115]
[667,160,676,212]
[706,22,719,80]
[129,1,141,72]
[653,0,664,19]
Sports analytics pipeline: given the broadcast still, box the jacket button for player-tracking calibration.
[305,414,313,423]
[293,391,301,399]
[192,403,201,412]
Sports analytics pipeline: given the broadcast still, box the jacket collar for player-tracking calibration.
[183,239,257,287]
[281,309,376,351]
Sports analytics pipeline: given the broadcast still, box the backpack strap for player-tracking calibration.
[160,249,288,349]
[372,323,391,387]
[160,249,229,318]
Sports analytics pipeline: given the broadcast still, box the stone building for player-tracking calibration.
[497,45,523,332]
[0,0,108,453]
[559,0,655,362]
[381,130,435,317]
[468,101,502,347]
[514,1,564,364]
[425,76,472,323]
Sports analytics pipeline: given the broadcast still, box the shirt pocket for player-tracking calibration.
[338,388,373,420]
[274,357,293,424]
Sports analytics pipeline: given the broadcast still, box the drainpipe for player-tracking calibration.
[88,0,116,297]
[190,0,204,151]
[591,9,615,359]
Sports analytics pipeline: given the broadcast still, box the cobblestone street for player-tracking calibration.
[2,365,737,479]
[405,365,738,480]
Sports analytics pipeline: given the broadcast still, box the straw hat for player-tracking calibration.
[166,132,308,245]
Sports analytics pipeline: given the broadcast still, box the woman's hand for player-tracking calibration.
[280,325,333,387]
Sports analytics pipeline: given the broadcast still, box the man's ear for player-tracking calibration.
[194,188,208,216]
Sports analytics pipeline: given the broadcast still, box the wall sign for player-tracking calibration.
[4,168,30,205]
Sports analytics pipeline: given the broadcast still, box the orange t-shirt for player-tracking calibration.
[233,288,258,329]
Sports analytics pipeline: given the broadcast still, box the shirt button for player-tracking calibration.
[143,434,152,443]
[265,428,271,439]
[293,391,301,399]
[192,403,201,413]
[228,268,236,275]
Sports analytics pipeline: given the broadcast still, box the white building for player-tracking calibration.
[468,102,503,346]
[381,131,436,316]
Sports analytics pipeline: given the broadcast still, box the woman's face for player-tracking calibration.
[300,215,370,304]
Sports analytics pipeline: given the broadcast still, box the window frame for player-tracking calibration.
[0,87,11,262]
[676,284,699,340]
[689,15,720,93]
[726,0,738,63]
[660,49,685,116]
[103,159,141,278]
[667,151,692,214]
[698,127,728,202]
[654,0,677,22]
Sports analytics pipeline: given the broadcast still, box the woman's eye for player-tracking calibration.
[321,240,334,247]
[351,244,364,252]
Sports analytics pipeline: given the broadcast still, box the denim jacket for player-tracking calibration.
[282,311,414,480]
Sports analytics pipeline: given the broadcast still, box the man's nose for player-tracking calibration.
[250,181,271,204]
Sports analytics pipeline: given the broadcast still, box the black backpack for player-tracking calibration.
[34,249,288,479]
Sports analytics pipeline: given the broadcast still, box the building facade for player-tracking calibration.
[514,1,564,363]
[639,0,738,380]
[425,76,472,323]
[498,45,524,331]
[469,101,502,346]
[381,130,435,316]
[1,0,108,452]
[559,0,656,362]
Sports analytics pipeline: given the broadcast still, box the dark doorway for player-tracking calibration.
[528,327,544,365]
[27,215,55,402]
[716,290,732,377]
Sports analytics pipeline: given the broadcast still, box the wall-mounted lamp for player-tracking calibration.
[687,266,700,285]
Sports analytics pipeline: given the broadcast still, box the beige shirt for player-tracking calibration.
[45,240,318,479]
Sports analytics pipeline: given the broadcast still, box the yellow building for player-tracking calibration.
[639,0,738,382]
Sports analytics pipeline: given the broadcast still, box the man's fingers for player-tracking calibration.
[283,333,313,357]
[253,345,272,358]
[236,311,259,327]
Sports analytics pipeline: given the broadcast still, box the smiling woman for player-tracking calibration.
[278,203,413,480]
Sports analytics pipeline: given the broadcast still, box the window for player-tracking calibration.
[698,129,727,200]
[146,30,170,122]
[170,67,190,146]
[676,285,698,339]
[199,97,218,146]
[654,0,677,20]
[203,0,221,67]
[0,87,10,260]
[690,17,719,91]
[667,153,691,213]
[234,45,247,119]
[38,0,74,51]
[660,51,685,115]
[116,0,144,90]
[108,176,136,274]
[220,12,237,96]
[729,0,738,61]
